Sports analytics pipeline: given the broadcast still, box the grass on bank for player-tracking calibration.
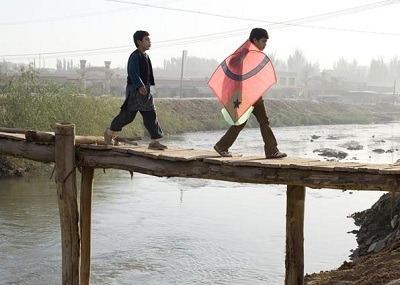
[1,67,398,176]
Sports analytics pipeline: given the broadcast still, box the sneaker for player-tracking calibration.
[103,129,114,145]
[148,141,168,150]
[266,151,287,159]
[214,145,232,157]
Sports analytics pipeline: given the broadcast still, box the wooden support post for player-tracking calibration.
[80,166,94,285]
[55,123,81,285]
[285,185,306,285]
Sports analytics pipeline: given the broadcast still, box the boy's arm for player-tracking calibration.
[127,53,144,90]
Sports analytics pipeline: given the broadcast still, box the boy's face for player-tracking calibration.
[253,37,268,51]
[137,36,151,51]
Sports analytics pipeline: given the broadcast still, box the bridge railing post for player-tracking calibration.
[54,123,81,285]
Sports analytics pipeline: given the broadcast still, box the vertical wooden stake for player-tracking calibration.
[55,123,80,285]
[285,185,306,285]
[80,166,94,285]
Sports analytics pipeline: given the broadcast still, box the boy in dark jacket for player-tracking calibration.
[104,30,167,150]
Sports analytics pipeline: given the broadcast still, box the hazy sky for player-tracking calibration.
[1,0,400,70]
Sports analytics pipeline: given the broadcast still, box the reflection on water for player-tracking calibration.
[1,123,399,284]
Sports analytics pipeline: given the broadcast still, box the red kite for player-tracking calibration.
[208,40,277,125]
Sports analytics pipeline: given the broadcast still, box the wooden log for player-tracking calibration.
[26,130,55,142]
[80,166,94,285]
[285,185,306,285]
[0,127,32,134]
[0,138,55,162]
[114,136,141,145]
[0,132,26,140]
[54,123,81,285]
[76,135,107,145]
[25,130,104,144]
[24,129,140,145]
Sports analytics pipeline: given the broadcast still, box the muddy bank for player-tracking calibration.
[305,193,400,285]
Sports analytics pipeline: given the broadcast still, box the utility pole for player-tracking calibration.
[104,61,111,94]
[179,50,188,98]
[392,79,397,120]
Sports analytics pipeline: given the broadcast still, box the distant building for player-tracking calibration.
[268,70,302,99]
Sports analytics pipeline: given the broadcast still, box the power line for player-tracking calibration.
[0,0,181,26]
[0,8,132,25]
[1,0,400,60]
[270,0,400,28]
[3,23,400,60]
[109,0,400,28]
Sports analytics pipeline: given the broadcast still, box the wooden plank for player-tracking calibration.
[346,164,384,174]
[365,164,400,174]
[158,149,218,161]
[125,147,169,159]
[218,156,266,165]
[79,145,217,161]
[300,161,338,172]
[202,155,250,165]
[285,185,305,285]
[54,123,80,285]
[286,160,334,171]
[113,146,215,161]
[222,157,323,171]
[378,166,400,174]
[78,144,113,150]
[233,157,319,168]
[329,162,400,174]
[333,162,369,172]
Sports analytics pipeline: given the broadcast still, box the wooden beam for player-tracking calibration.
[285,185,306,285]
[75,149,400,192]
[1,134,400,191]
[0,127,31,133]
[54,123,81,285]
[80,166,94,285]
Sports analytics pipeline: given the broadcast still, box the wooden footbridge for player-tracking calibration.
[1,123,400,285]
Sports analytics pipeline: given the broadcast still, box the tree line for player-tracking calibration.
[154,50,400,87]
[1,49,399,88]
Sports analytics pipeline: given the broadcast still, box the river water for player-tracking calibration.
[1,123,400,285]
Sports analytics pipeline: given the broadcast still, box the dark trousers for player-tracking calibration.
[215,97,279,155]
[110,108,163,140]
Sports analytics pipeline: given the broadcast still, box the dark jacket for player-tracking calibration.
[126,49,155,88]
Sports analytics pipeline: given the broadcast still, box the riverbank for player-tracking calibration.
[305,192,400,285]
[1,97,400,176]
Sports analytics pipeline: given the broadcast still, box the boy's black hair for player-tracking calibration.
[249,28,269,43]
[133,30,150,47]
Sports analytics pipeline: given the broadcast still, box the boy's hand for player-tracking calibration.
[138,86,147,95]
